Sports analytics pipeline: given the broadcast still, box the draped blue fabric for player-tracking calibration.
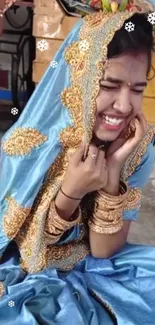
[0,6,155,324]
[1,241,155,324]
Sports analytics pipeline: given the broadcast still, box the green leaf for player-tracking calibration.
[101,0,111,11]
[119,0,129,11]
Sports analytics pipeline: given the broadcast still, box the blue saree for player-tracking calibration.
[0,4,155,324]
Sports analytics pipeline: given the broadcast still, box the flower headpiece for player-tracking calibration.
[86,0,154,13]
[101,0,154,13]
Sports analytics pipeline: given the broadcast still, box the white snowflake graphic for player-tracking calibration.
[148,12,155,25]
[125,22,135,32]
[8,300,15,307]
[11,107,18,115]
[50,60,58,68]
[79,40,90,52]
[37,39,49,52]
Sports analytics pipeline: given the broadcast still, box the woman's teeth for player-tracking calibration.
[102,115,123,125]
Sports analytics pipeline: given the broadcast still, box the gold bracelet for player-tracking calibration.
[95,181,128,210]
[88,181,128,235]
[44,201,82,244]
[88,219,123,234]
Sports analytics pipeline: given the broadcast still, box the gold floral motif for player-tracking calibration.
[2,128,48,156]
[2,197,31,239]
[123,188,142,211]
[0,282,5,297]
[121,125,155,180]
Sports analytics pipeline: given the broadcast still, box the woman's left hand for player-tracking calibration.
[106,112,147,170]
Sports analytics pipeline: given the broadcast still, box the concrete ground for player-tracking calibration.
[128,163,155,245]
[0,130,155,245]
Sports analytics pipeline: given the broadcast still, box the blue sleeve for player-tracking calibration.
[123,142,155,221]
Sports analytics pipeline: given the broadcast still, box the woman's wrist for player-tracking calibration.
[104,167,121,196]
[55,187,82,221]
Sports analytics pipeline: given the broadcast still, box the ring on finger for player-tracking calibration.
[90,154,97,160]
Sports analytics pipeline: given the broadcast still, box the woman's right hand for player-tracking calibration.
[61,142,108,199]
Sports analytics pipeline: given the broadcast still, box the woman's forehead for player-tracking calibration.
[104,53,148,82]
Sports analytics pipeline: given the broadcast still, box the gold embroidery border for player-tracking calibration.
[0,282,5,297]
[123,188,142,211]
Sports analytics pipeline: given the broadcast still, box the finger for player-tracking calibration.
[96,149,107,170]
[87,145,98,166]
[135,113,147,138]
[136,112,147,131]
[72,141,86,165]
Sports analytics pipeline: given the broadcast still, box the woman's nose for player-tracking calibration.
[113,88,132,114]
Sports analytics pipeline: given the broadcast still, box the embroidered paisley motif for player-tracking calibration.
[2,197,31,239]
[2,128,48,156]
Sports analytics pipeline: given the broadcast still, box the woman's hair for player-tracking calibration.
[107,13,154,76]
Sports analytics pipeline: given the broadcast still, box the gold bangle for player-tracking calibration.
[88,219,123,234]
[44,201,82,244]
[95,181,128,211]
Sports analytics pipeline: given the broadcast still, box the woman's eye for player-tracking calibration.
[132,89,144,94]
[100,85,117,90]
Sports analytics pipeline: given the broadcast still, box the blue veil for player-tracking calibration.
[0,3,155,273]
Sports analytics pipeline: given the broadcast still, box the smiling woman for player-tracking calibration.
[0,2,155,325]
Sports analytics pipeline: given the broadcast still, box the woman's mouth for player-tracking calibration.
[100,114,124,130]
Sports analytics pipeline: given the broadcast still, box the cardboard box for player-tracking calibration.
[34,0,63,16]
[36,38,63,62]
[33,60,49,83]
[33,14,79,39]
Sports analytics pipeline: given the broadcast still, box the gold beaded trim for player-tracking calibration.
[46,240,90,271]
[123,188,142,211]
[0,282,5,297]
[90,289,117,322]
[2,128,48,156]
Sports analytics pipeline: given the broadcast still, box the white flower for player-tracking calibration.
[37,39,49,52]
[50,60,58,68]
[11,107,18,115]
[8,300,15,307]
[148,12,155,25]
[125,22,135,32]
[79,40,89,52]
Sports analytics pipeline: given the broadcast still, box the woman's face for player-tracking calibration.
[93,52,148,142]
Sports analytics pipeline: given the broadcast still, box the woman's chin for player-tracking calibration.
[94,129,121,143]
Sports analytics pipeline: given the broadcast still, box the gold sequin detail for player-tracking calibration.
[121,125,155,180]
[123,188,142,211]
[0,282,5,297]
[46,240,90,271]
[2,197,31,239]
[2,128,48,156]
